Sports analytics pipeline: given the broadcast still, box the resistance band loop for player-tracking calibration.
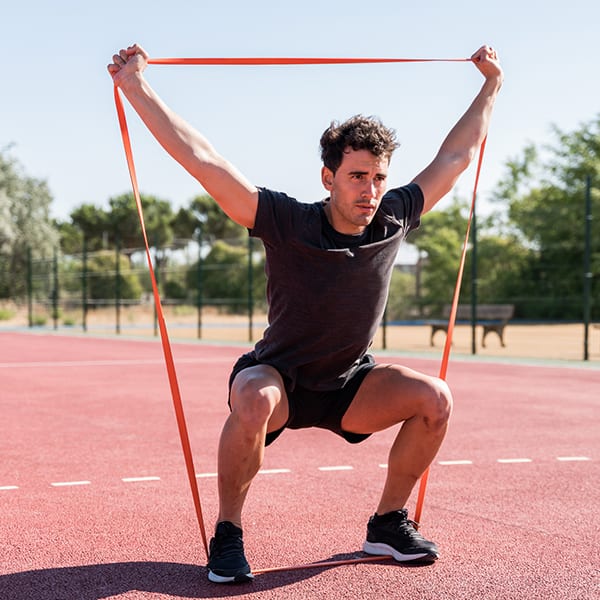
[113,85,209,557]
[413,135,487,526]
[113,55,485,570]
[147,57,469,66]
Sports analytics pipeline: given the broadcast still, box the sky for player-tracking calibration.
[2,0,599,226]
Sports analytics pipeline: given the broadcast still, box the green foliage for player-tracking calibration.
[408,198,468,315]
[171,206,199,240]
[188,194,247,244]
[386,268,417,321]
[7,114,600,322]
[490,115,600,319]
[55,221,84,255]
[0,150,59,298]
[187,239,266,312]
[66,193,175,253]
[109,193,174,250]
[86,251,143,302]
[461,232,536,318]
[31,314,48,326]
[163,278,188,300]
[69,204,110,250]
[0,307,15,320]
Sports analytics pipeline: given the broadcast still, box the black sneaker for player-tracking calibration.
[363,509,439,563]
[207,521,254,583]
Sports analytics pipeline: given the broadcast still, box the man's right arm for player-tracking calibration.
[412,45,503,215]
[108,44,258,229]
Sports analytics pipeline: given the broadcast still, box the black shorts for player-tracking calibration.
[228,352,376,446]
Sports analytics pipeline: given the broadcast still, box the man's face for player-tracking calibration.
[321,148,389,235]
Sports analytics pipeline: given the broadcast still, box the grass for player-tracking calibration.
[0,308,16,321]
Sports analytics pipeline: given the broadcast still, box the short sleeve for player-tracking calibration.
[251,187,319,246]
[377,183,424,235]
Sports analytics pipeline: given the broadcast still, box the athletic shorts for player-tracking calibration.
[228,352,376,446]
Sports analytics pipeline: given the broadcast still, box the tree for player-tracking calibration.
[408,198,468,316]
[55,220,84,255]
[171,205,199,240]
[463,231,533,309]
[69,204,110,251]
[0,188,14,258]
[0,150,59,298]
[491,115,600,319]
[108,193,174,251]
[386,268,417,321]
[187,194,246,244]
[186,240,266,313]
[86,251,143,304]
[65,192,176,255]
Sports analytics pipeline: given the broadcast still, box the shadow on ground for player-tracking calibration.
[0,553,415,599]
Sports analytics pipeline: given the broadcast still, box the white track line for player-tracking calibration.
[198,469,296,478]
[258,468,292,475]
[5,456,593,492]
[318,465,354,471]
[51,480,91,487]
[0,357,232,369]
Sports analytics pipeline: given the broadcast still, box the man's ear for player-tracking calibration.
[321,166,334,190]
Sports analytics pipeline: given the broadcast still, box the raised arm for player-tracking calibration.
[412,45,504,214]
[108,44,258,229]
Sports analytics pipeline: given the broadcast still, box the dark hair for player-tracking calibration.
[319,115,399,173]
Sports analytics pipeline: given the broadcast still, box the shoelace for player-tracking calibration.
[381,510,427,540]
[210,532,244,560]
[398,519,427,540]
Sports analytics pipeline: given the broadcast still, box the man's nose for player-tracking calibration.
[362,180,377,198]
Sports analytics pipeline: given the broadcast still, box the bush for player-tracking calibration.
[0,308,15,320]
[86,252,143,303]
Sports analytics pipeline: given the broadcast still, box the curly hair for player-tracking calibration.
[319,115,399,173]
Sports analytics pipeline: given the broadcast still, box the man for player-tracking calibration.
[108,44,503,583]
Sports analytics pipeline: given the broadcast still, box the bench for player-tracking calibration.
[429,304,515,348]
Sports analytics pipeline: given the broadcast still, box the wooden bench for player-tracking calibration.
[429,304,515,348]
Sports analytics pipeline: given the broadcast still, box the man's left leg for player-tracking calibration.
[341,363,453,562]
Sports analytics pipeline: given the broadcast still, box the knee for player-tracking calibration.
[230,374,281,430]
[421,377,453,432]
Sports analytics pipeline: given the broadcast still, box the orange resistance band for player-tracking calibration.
[413,135,487,527]
[113,55,485,570]
[113,85,210,557]
[147,57,469,66]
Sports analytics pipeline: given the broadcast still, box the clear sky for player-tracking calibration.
[2,0,599,223]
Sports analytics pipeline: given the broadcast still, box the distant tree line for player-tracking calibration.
[1,114,599,320]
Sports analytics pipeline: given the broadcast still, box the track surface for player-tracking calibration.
[1,332,598,599]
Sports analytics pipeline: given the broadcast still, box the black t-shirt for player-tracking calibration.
[249,183,424,391]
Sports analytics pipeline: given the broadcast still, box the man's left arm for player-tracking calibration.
[412,45,504,214]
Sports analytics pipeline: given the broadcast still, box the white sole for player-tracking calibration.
[208,569,254,583]
[363,541,433,562]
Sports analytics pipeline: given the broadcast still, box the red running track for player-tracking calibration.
[0,331,598,599]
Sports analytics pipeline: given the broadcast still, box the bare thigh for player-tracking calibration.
[341,364,452,434]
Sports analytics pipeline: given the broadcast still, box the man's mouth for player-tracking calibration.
[356,203,376,213]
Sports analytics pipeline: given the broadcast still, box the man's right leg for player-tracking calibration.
[207,364,289,583]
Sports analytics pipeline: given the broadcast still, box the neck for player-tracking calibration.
[322,201,367,236]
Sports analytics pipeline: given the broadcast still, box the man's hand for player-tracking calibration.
[107,44,149,87]
[413,44,504,213]
[471,45,504,85]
